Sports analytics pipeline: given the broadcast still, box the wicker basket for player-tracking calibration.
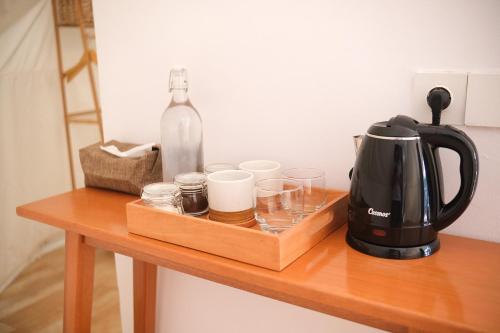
[55,0,94,26]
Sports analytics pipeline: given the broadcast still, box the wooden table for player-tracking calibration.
[16,188,500,333]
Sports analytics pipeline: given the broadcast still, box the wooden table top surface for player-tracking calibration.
[17,188,500,333]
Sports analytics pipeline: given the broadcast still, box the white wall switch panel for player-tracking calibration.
[465,73,500,128]
[411,72,467,125]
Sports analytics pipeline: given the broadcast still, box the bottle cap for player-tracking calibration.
[169,68,188,91]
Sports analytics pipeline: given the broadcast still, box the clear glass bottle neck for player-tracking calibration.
[171,88,189,103]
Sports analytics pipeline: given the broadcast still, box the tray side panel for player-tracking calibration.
[278,192,348,270]
[126,202,282,270]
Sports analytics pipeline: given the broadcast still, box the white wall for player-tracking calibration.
[92,0,500,332]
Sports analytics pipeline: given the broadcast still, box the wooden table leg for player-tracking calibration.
[133,259,157,333]
[64,231,96,333]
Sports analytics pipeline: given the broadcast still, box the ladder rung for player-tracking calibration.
[56,22,94,28]
[67,110,98,118]
[68,119,98,124]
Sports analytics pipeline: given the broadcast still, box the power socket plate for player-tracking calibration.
[465,73,500,128]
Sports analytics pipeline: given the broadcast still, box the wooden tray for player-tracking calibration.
[126,189,348,271]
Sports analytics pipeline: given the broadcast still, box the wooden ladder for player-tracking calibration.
[51,0,104,189]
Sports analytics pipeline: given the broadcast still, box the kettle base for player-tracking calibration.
[346,231,440,259]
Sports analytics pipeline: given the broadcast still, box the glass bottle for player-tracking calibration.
[161,68,204,182]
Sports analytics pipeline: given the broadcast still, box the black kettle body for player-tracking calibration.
[347,115,479,259]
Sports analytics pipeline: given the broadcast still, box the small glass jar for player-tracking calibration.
[141,182,184,214]
[174,172,209,216]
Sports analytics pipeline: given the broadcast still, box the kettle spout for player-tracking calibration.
[353,135,364,156]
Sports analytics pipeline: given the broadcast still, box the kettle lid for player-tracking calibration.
[367,115,420,138]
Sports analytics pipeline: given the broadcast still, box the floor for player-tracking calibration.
[0,247,122,333]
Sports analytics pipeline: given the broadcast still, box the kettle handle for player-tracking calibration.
[418,125,479,231]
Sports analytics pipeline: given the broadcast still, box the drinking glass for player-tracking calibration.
[282,168,326,214]
[204,163,236,174]
[255,178,303,234]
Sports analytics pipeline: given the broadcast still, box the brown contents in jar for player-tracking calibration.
[181,191,208,216]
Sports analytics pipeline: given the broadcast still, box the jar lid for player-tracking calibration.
[174,172,207,190]
[142,182,181,201]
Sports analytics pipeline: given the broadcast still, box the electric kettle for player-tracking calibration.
[347,115,479,259]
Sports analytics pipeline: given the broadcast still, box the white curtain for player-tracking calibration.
[0,0,72,290]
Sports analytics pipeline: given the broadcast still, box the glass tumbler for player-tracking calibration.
[255,178,304,234]
[282,168,326,214]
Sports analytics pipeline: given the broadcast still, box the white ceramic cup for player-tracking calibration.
[206,170,255,213]
[238,160,281,183]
